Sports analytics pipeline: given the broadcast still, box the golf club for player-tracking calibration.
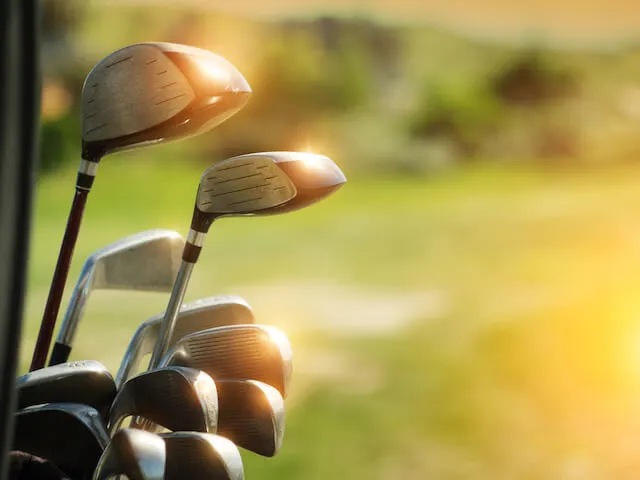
[93,428,165,480]
[49,229,184,366]
[216,379,285,457]
[159,324,292,397]
[147,151,346,372]
[14,403,109,480]
[31,42,252,371]
[108,366,217,435]
[116,295,254,388]
[162,432,244,480]
[16,360,116,421]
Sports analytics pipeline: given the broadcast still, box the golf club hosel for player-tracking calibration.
[183,229,207,263]
[76,159,99,191]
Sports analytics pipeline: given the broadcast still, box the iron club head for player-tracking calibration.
[13,403,109,479]
[93,428,165,480]
[162,432,244,480]
[216,380,285,457]
[108,366,218,434]
[16,360,116,421]
[49,230,184,366]
[160,324,292,398]
[116,295,254,388]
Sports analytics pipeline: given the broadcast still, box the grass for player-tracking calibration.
[22,147,640,478]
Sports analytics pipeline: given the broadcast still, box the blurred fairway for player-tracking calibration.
[21,146,640,478]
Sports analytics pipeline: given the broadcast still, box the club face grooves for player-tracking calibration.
[196,157,296,215]
[163,325,291,397]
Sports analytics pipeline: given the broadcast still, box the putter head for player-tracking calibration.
[81,42,251,161]
[108,366,218,434]
[94,429,165,480]
[160,324,292,398]
[116,295,254,388]
[190,152,346,232]
[16,360,116,421]
[162,432,244,480]
[13,403,109,479]
[217,380,285,457]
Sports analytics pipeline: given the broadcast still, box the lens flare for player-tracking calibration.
[194,56,231,86]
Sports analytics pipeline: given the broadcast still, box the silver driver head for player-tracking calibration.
[108,366,218,434]
[189,152,346,233]
[216,380,285,457]
[16,360,116,421]
[162,432,244,480]
[160,324,292,398]
[116,295,254,388]
[82,42,251,161]
[93,428,165,480]
[14,403,109,479]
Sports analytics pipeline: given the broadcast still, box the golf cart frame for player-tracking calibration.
[0,0,41,479]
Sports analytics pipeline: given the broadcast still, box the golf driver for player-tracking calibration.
[116,295,254,388]
[147,151,346,372]
[14,403,109,480]
[162,432,244,480]
[216,380,285,457]
[108,366,217,434]
[49,229,184,366]
[16,360,116,421]
[159,324,292,397]
[31,42,252,371]
[93,428,165,480]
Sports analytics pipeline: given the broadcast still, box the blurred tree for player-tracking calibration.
[491,50,578,107]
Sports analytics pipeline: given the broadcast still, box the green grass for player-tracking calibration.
[22,149,640,478]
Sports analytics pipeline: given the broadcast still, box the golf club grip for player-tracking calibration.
[30,189,89,371]
[48,342,71,366]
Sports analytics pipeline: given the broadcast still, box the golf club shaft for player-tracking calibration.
[147,260,195,370]
[30,189,89,371]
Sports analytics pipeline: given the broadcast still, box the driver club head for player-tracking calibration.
[189,151,346,234]
[50,230,184,366]
[108,366,218,434]
[116,295,254,388]
[93,428,165,480]
[16,360,116,421]
[162,432,244,480]
[159,324,292,398]
[13,403,109,479]
[81,42,251,161]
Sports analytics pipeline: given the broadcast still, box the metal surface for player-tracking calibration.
[108,366,217,435]
[162,432,244,480]
[93,429,165,480]
[160,324,293,398]
[81,42,251,156]
[14,403,109,478]
[147,261,195,370]
[116,295,254,388]
[196,156,297,214]
[216,380,285,457]
[55,230,184,348]
[16,360,115,420]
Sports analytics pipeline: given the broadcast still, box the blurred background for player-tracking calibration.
[21,0,640,478]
